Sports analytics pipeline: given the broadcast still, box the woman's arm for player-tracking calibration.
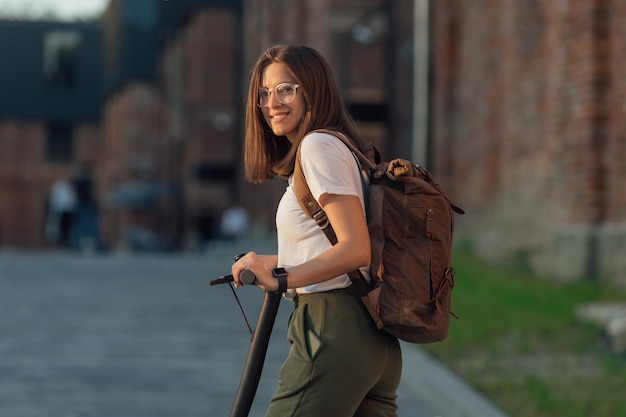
[292,192,370,282]
[232,193,369,292]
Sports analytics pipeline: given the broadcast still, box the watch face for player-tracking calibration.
[273,267,287,277]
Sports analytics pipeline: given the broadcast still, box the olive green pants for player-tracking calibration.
[265,288,402,417]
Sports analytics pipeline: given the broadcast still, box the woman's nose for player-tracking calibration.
[267,91,282,107]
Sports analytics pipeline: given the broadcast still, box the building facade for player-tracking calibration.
[0,19,102,248]
[430,0,626,286]
[99,0,244,250]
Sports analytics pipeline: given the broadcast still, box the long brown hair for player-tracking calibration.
[244,44,365,182]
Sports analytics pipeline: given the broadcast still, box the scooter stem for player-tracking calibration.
[229,290,282,417]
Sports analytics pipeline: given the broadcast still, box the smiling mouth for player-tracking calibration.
[271,112,289,120]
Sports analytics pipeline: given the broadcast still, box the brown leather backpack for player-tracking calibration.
[293,129,464,343]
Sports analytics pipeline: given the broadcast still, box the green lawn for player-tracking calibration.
[422,248,626,417]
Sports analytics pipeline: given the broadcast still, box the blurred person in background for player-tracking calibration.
[45,176,77,248]
[220,205,250,241]
[70,163,100,252]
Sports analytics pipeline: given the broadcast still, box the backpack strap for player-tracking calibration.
[293,129,370,245]
[293,130,383,330]
[293,143,337,244]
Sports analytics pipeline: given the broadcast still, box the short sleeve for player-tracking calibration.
[299,132,362,203]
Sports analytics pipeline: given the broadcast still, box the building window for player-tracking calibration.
[43,31,82,89]
[47,123,74,162]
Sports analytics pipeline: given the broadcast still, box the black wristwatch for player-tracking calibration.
[272,267,288,293]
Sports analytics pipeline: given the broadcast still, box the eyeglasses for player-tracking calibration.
[257,82,300,108]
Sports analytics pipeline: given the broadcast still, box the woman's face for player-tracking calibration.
[260,62,305,143]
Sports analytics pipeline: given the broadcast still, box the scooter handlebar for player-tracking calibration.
[209,253,257,286]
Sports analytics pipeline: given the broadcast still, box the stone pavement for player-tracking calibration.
[0,236,510,417]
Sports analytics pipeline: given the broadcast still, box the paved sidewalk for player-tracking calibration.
[0,237,509,417]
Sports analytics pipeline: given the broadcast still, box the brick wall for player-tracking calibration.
[100,84,168,249]
[430,0,626,285]
[0,120,50,247]
[175,8,243,244]
[605,0,626,223]
[99,8,243,250]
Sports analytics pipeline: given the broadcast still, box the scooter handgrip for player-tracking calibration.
[240,269,257,285]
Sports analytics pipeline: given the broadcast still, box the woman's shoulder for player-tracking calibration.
[299,131,356,173]
[301,130,348,154]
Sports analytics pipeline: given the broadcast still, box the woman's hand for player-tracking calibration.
[231,252,279,292]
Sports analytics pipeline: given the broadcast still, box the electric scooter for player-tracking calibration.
[210,254,282,417]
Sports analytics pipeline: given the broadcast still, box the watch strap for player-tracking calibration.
[272,267,288,293]
[275,275,288,293]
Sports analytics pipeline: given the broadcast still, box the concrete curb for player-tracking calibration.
[400,342,511,417]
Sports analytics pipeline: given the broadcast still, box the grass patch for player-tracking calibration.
[421,248,626,417]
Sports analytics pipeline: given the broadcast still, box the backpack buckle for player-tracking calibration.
[312,210,329,229]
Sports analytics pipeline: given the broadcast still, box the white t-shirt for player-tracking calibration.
[276,131,371,294]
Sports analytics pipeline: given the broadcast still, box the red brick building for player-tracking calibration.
[0,2,245,250]
[429,0,626,286]
[0,20,102,249]
[99,2,243,250]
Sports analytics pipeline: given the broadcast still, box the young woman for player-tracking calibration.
[231,44,402,417]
